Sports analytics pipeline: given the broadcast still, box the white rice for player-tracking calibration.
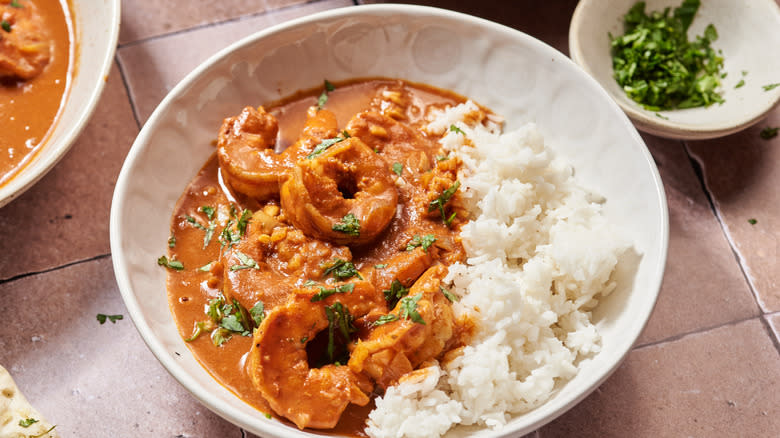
[365,101,629,438]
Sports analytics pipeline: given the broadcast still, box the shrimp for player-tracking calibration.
[217,106,339,201]
[248,290,374,429]
[0,0,51,79]
[280,136,398,245]
[348,265,455,389]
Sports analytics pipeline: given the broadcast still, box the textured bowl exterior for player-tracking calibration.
[111,5,669,437]
[0,0,121,207]
[570,0,780,140]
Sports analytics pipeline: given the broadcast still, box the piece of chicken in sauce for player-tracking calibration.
[0,0,51,80]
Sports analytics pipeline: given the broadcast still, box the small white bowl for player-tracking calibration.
[570,0,780,140]
[111,4,668,437]
[0,0,121,207]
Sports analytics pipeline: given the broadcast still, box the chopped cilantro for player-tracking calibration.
[374,263,387,269]
[307,133,349,159]
[428,181,460,226]
[300,336,308,343]
[198,261,214,272]
[406,234,436,251]
[10,1,24,9]
[184,320,212,342]
[230,251,258,271]
[449,124,465,135]
[211,327,231,346]
[324,302,356,364]
[748,218,757,225]
[383,279,409,308]
[220,314,245,332]
[303,279,318,287]
[317,79,336,110]
[655,112,669,120]
[760,127,778,140]
[19,418,38,428]
[30,425,56,438]
[322,258,363,280]
[734,79,745,89]
[96,314,123,324]
[157,255,184,271]
[264,412,273,419]
[436,154,450,161]
[168,234,176,248]
[399,293,425,324]
[236,209,252,235]
[609,0,726,110]
[250,301,265,326]
[332,213,360,236]
[1,20,11,33]
[371,314,399,327]
[392,162,403,176]
[199,205,215,220]
[440,285,458,302]
[311,283,355,302]
[762,83,780,91]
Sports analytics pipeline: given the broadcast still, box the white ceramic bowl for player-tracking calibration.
[0,0,121,207]
[570,0,780,140]
[111,5,668,437]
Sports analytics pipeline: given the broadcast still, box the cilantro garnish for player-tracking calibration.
[399,293,425,324]
[311,283,355,302]
[1,20,11,33]
[19,418,39,428]
[734,79,745,89]
[609,0,726,110]
[303,279,318,287]
[322,258,363,280]
[332,213,360,236]
[30,425,56,438]
[383,279,409,308]
[374,263,387,269]
[436,154,450,161]
[198,261,214,272]
[229,251,258,271]
[748,218,757,225]
[428,181,460,226]
[96,314,123,324]
[218,207,252,248]
[760,127,778,140]
[307,132,350,159]
[324,302,356,364]
[762,83,780,91]
[188,295,264,345]
[392,162,403,176]
[449,124,465,135]
[371,314,399,327]
[10,1,24,9]
[187,214,216,248]
[440,285,458,302]
[168,234,176,248]
[317,79,335,110]
[199,206,215,220]
[406,234,436,251]
[157,255,184,271]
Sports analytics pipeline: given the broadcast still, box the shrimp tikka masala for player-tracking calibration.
[164,79,487,433]
[0,0,73,186]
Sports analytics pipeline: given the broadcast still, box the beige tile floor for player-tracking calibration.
[1,1,779,437]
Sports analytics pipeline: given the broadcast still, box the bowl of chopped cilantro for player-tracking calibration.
[570,0,780,139]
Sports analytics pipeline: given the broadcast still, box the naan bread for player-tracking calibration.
[0,365,58,438]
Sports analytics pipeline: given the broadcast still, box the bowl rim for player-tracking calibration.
[111,4,669,437]
[0,0,122,207]
[568,0,780,140]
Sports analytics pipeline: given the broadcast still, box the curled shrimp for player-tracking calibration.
[217,106,339,201]
[280,136,398,245]
[248,283,383,429]
[348,265,455,389]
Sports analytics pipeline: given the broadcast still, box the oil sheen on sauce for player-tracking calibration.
[166,79,468,436]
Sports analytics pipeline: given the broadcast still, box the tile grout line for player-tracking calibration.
[0,253,111,286]
[113,56,143,130]
[681,141,767,314]
[116,0,339,51]
[632,314,768,351]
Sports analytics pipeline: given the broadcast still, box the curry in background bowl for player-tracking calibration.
[0,0,120,207]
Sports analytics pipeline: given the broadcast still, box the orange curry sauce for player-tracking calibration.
[0,0,74,187]
[165,79,478,436]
